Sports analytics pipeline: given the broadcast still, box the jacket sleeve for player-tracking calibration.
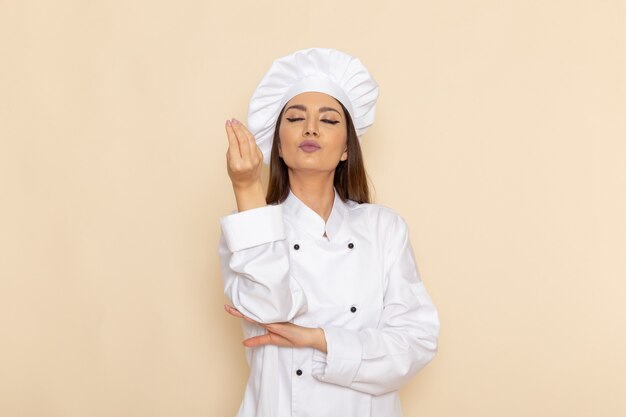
[218,204,307,324]
[311,213,439,396]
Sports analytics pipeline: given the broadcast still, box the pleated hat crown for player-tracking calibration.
[247,47,379,164]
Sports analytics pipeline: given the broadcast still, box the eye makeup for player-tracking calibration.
[285,117,340,125]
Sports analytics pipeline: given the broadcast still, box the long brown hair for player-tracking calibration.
[266,100,370,205]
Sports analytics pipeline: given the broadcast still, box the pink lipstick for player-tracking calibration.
[299,140,321,153]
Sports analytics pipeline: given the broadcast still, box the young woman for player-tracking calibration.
[218,48,440,417]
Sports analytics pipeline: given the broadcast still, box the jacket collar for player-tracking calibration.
[281,188,348,240]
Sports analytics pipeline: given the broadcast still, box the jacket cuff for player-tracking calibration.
[311,327,362,387]
[219,205,285,252]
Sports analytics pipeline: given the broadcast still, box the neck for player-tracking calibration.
[288,170,336,222]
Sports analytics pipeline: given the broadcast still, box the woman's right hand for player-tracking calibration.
[225,118,266,211]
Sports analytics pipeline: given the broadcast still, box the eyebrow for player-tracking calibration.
[284,104,341,116]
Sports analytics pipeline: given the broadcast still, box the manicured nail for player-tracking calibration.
[232,118,239,125]
[225,119,230,127]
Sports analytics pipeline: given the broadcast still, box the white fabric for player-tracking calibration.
[218,190,440,417]
[247,47,379,164]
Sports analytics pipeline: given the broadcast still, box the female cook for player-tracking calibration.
[218,47,440,417]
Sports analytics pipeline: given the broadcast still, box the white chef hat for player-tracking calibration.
[247,47,379,164]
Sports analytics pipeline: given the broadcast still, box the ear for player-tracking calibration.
[278,142,283,158]
[340,147,348,161]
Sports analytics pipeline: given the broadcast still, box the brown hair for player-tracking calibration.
[265,100,370,205]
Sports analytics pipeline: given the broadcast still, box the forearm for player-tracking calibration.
[311,328,328,354]
[233,181,266,212]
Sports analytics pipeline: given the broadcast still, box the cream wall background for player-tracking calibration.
[1,0,624,416]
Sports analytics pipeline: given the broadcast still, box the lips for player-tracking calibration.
[299,140,321,153]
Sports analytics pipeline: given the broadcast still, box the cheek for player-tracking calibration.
[278,124,289,143]
[334,133,348,154]
[278,125,298,149]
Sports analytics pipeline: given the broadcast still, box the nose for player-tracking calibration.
[303,119,319,137]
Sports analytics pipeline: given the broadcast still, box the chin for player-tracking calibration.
[285,159,337,173]
[283,152,342,171]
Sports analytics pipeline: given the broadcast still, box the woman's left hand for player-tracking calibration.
[224,304,327,353]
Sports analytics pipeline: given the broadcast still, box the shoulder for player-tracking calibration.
[345,200,409,234]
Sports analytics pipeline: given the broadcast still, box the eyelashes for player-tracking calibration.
[286,117,340,125]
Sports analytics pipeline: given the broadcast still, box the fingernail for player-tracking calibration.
[225,119,230,127]
[232,118,239,125]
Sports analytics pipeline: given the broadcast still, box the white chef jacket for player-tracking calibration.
[218,188,440,417]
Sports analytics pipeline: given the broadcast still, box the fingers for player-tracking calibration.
[243,332,290,348]
[222,304,308,350]
[231,119,251,160]
[238,121,259,155]
[223,304,244,318]
[263,322,286,335]
[221,305,293,348]
[228,119,257,161]
[225,119,241,160]
[242,333,271,347]
[225,118,263,188]
[240,123,263,167]
[223,304,257,325]
[225,118,254,159]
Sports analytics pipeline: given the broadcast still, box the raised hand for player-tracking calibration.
[224,304,327,353]
[225,118,266,211]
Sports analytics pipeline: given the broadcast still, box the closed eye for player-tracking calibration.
[286,117,340,125]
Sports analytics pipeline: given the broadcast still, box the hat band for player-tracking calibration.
[279,75,355,119]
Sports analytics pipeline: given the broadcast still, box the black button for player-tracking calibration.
[294,244,300,250]
[296,369,303,376]
[350,306,357,313]
[348,243,354,249]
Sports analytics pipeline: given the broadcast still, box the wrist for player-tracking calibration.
[232,180,263,193]
[232,181,266,212]
[311,327,327,353]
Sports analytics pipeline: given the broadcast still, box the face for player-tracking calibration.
[277,91,348,174]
